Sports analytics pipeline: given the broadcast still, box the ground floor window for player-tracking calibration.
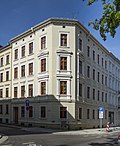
[0,105,3,114]
[29,106,33,117]
[5,104,9,114]
[60,107,67,118]
[21,106,25,117]
[40,106,46,118]
[78,108,82,119]
[87,109,90,119]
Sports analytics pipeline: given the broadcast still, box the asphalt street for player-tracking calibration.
[0,126,119,146]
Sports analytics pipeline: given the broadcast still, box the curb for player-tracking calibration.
[0,123,22,129]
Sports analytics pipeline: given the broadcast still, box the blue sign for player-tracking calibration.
[26,99,29,110]
[99,107,104,118]
[99,107,104,112]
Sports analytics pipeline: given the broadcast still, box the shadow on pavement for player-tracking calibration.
[88,137,117,146]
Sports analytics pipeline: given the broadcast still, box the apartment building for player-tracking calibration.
[0,18,120,129]
[0,44,11,123]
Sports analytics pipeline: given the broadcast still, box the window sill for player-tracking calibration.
[39,117,47,120]
[28,74,34,77]
[59,46,70,49]
[28,53,34,56]
[20,56,26,59]
[20,76,26,79]
[14,59,19,61]
[41,48,47,50]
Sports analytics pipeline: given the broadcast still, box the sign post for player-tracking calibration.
[26,99,29,126]
[99,107,104,128]
[26,99,29,110]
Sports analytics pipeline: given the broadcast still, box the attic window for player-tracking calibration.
[15,42,17,45]
[30,35,32,38]
[42,29,44,32]
[63,26,66,28]
[23,39,24,41]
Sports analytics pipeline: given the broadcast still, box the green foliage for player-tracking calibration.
[83,0,120,40]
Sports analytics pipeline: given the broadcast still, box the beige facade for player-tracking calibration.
[0,45,11,123]
[0,18,120,129]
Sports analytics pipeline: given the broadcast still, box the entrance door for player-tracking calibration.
[13,107,19,124]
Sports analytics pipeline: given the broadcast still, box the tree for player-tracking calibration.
[84,0,120,40]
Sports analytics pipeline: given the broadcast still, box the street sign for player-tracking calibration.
[99,107,104,119]
[26,99,29,110]
[99,107,104,112]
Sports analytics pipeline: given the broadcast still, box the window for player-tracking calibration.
[93,69,95,80]
[6,71,9,81]
[21,86,25,97]
[79,38,82,51]
[28,84,33,97]
[78,108,82,119]
[1,57,3,67]
[5,104,9,114]
[97,109,99,119]
[60,57,67,70]
[79,83,82,97]
[60,34,67,47]
[41,36,46,49]
[105,93,107,102]
[87,46,90,57]
[97,54,99,64]
[93,109,95,119]
[105,110,107,119]
[0,105,3,114]
[29,42,33,54]
[102,58,104,67]
[87,86,90,98]
[105,60,107,69]
[41,82,46,95]
[14,87,17,98]
[41,106,46,118]
[102,74,104,84]
[93,50,95,61]
[14,67,18,79]
[97,72,100,82]
[60,81,67,95]
[21,46,25,57]
[29,63,33,75]
[6,55,9,64]
[14,49,18,60]
[6,88,9,97]
[93,88,95,100]
[105,76,107,86]
[98,90,100,101]
[29,106,33,117]
[41,59,46,72]
[21,65,25,77]
[79,60,82,74]
[60,107,67,118]
[21,106,25,117]
[87,109,90,119]
[0,89,3,98]
[102,92,104,102]
[87,66,90,78]
[0,73,3,82]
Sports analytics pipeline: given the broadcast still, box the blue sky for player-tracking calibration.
[0,0,120,59]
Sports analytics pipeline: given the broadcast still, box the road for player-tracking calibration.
[0,125,119,146]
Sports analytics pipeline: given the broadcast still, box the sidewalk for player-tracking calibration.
[21,127,120,135]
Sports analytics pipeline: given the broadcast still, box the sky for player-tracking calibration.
[0,0,120,59]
